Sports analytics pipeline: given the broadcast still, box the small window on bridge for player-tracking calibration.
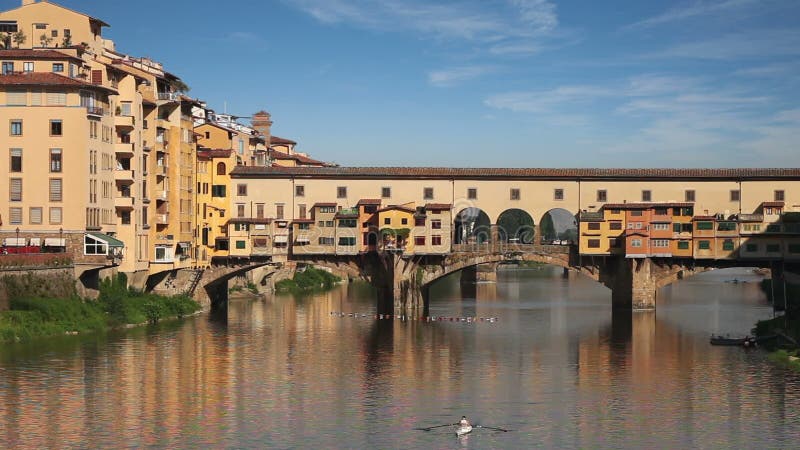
[698,240,711,250]
[597,190,607,202]
[746,243,758,252]
[730,190,740,202]
[467,188,477,200]
[677,241,690,250]
[588,222,601,230]
[775,190,785,201]
[588,239,600,248]
[642,190,651,202]
[722,240,735,251]
[685,190,695,202]
[766,244,780,253]
[554,189,564,201]
[510,188,520,201]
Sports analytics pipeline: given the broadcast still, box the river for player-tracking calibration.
[1,266,799,448]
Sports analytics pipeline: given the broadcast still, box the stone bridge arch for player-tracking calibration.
[455,207,492,244]
[496,208,536,244]
[540,208,578,244]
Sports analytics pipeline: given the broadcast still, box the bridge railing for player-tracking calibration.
[451,243,570,254]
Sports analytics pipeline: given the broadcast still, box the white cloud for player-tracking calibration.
[655,29,800,60]
[624,0,761,30]
[428,65,495,87]
[484,86,614,112]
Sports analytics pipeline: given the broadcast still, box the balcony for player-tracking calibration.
[155,190,168,201]
[156,214,169,225]
[157,92,181,102]
[114,114,134,128]
[114,169,134,182]
[85,106,105,117]
[156,164,168,177]
[115,195,134,210]
[115,142,134,157]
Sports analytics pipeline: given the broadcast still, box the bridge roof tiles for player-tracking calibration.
[226,218,273,224]
[761,201,785,207]
[603,202,694,209]
[425,203,453,210]
[357,198,383,205]
[230,166,800,180]
[313,202,338,208]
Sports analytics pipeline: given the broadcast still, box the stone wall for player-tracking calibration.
[0,268,77,310]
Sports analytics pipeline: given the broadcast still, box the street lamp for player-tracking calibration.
[59,227,64,252]
[15,227,20,247]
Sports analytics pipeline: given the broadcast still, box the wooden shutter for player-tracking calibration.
[49,207,62,224]
[9,207,22,224]
[49,178,62,202]
[9,178,22,201]
[46,91,66,105]
[91,69,102,85]
[6,89,26,105]
[29,207,42,224]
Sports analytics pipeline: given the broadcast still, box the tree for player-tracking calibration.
[12,30,26,48]
[0,32,10,49]
[39,33,53,47]
[170,79,190,93]
[61,34,71,47]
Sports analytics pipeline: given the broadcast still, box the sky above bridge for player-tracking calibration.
[28,0,800,168]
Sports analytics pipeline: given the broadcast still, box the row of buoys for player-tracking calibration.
[329,312,498,322]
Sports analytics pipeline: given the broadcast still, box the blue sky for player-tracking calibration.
[13,0,800,167]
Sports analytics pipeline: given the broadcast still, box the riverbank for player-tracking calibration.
[0,274,200,343]
[275,266,342,294]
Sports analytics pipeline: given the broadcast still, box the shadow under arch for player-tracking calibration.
[497,208,535,243]
[540,208,578,244]
[454,207,491,244]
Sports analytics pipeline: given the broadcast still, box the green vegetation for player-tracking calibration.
[0,274,200,343]
[229,282,259,295]
[768,350,800,371]
[275,267,342,294]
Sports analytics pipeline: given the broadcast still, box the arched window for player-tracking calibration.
[216,162,226,175]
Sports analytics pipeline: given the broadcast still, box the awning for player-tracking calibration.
[178,242,191,250]
[274,234,288,243]
[44,238,66,247]
[87,232,124,248]
[3,237,26,247]
[29,238,42,246]
[296,235,310,243]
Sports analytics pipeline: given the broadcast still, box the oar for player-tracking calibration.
[475,425,512,432]
[415,423,458,431]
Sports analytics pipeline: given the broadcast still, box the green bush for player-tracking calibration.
[275,267,341,294]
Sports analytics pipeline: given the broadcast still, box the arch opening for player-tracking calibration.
[496,208,535,244]
[540,208,578,245]
[454,208,491,244]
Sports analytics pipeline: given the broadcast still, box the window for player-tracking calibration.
[588,239,600,248]
[23,62,33,73]
[653,239,669,248]
[717,222,737,231]
[634,222,643,229]
[384,217,391,225]
[50,148,61,172]
[155,246,173,262]
[432,236,442,246]
[84,235,108,256]
[52,63,64,73]
[50,120,63,136]
[631,210,643,217]
[510,188,520,201]
[49,178,62,202]
[216,162,226,175]
[51,29,57,37]
[8,207,22,225]
[9,178,22,201]
[631,239,642,248]
[696,221,713,230]
[677,241,690,250]
[401,218,408,225]
[319,206,336,214]
[339,219,357,228]
[233,223,249,232]
[588,222,601,230]
[722,240,735,251]
[554,189,564,201]
[215,240,229,251]
[211,185,226,197]
[120,211,131,225]
[467,188,477,200]
[654,208,668,216]
[685,190,695,202]
[642,190,651,202]
[319,237,335,245]
[295,185,305,197]
[238,139,244,155]
[745,243,758,252]
[424,187,434,200]
[256,203,264,218]
[609,238,620,248]
[364,205,377,213]
[29,207,43,225]
[653,223,669,230]
[766,244,780,253]
[415,236,426,246]
[10,119,22,136]
[276,204,284,219]
[597,190,607,202]
[50,207,62,224]
[337,186,347,198]
[325,221,334,227]
[299,204,307,219]
[609,222,622,230]
[1,62,13,74]
[46,91,66,106]
[788,244,800,254]
[338,237,356,246]
[775,190,785,201]
[415,217,425,226]
[730,190,740,202]
[698,240,711,250]
[297,223,310,230]
[236,240,246,249]
[432,220,442,229]
[237,184,247,196]
[382,187,391,198]
[10,148,22,172]
[237,204,245,218]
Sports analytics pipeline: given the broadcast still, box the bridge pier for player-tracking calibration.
[606,257,657,311]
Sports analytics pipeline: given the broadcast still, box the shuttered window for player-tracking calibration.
[49,207,62,224]
[6,89,26,105]
[29,207,42,224]
[91,70,102,85]
[9,178,22,201]
[9,207,22,224]
[30,91,41,106]
[46,91,66,106]
[49,178,62,202]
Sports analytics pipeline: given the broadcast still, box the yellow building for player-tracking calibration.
[578,206,625,256]
[196,149,236,264]
[377,204,415,254]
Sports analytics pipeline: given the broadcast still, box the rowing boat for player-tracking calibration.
[455,424,473,436]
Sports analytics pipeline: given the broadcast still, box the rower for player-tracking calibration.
[460,416,470,427]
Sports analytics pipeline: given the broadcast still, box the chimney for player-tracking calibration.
[251,110,272,146]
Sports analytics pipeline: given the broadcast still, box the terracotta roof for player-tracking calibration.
[197,149,233,159]
[761,201,785,207]
[603,202,694,209]
[269,149,331,166]
[425,203,452,210]
[378,205,415,213]
[0,72,116,93]
[357,198,382,205]
[270,136,297,145]
[231,166,800,180]
[227,218,273,225]
[313,202,338,208]
[0,49,81,61]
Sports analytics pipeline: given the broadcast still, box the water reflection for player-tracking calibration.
[1,267,799,448]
